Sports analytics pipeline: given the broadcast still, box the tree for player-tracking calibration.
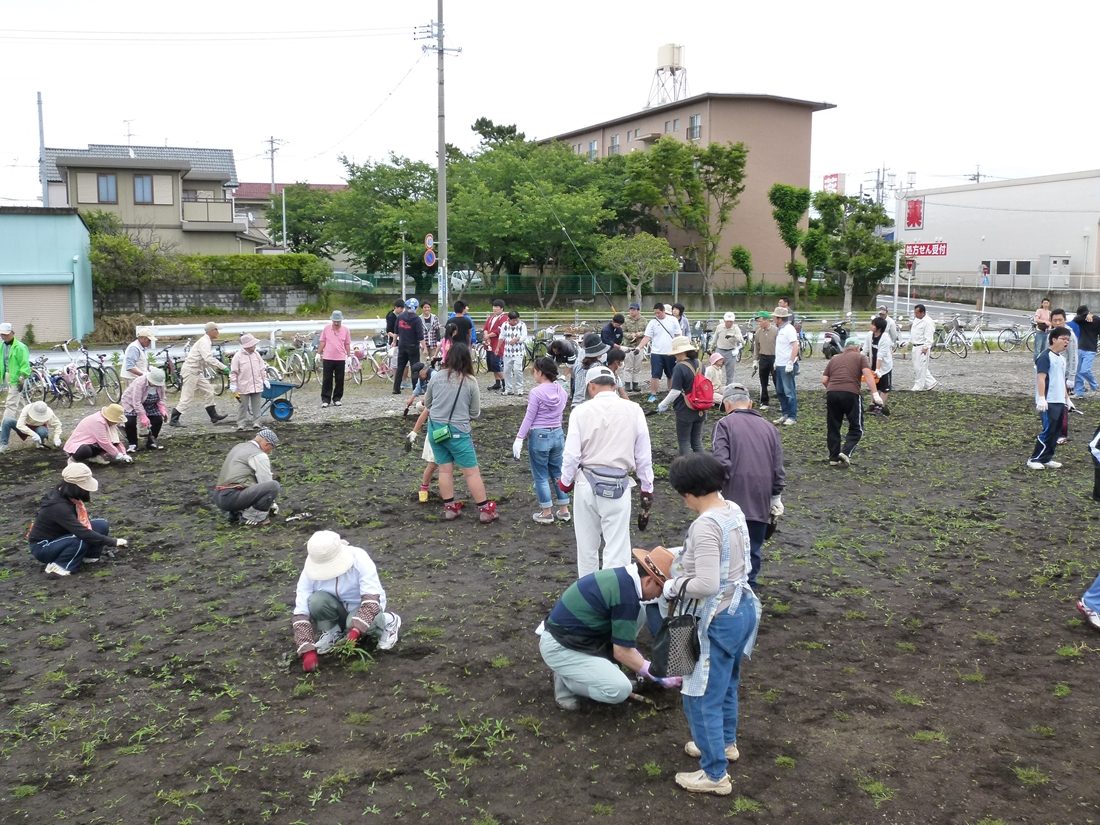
[730,245,753,291]
[803,193,898,314]
[266,184,339,258]
[767,183,812,305]
[471,117,526,148]
[630,137,749,312]
[595,233,679,307]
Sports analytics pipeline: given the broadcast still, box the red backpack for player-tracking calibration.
[683,361,714,410]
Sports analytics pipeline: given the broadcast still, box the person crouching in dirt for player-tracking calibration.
[292,530,402,673]
[538,547,681,711]
[212,429,281,526]
[28,462,128,577]
[64,404,132,465]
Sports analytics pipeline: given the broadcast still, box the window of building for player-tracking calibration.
[134,174,153,204]
[97,173,117,204]
[664,120,672,133]
[588,140,598,161]
[609,134,620,155]
[1015,260,1032,275]
[182,189,198,202]
[673,118,680,131]
[688,114,701,140]
[995,260,1011,275]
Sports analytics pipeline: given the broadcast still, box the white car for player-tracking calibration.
[450,270,484,291]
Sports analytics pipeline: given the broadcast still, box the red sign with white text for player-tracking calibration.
[905,197,925,229]
[904,242,948,257]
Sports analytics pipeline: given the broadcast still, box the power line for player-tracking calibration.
[0,26,414,43]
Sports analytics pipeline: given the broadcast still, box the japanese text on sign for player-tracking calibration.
[904,242,948,257]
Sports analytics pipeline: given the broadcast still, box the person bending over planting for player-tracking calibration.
[292,530,402,673]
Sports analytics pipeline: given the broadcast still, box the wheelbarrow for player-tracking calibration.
[260,381,296,422]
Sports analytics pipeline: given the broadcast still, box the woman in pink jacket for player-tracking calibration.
[121,367,167,452]
[230,333,270,431]
[319,310,352,407]
[64,404,132,465]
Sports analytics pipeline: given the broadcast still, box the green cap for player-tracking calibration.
[756,310,773,319]
[844,337,861,348]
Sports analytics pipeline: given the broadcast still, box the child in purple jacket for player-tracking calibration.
[512,357,571,524]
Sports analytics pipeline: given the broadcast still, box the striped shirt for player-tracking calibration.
[545,567,643,655]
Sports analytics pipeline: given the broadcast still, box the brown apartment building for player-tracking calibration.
[547,92,834,287]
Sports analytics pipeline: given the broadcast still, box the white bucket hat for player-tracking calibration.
[29,400,51,420]
[723,312,736,323]
[304,530,355,580]
[146,367,166,387]
[669,335,696,356]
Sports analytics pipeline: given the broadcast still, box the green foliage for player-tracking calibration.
[595,232,678,306]
[1011,765,1050,786]
[240,282,262,302]
[81,209,124,236]
[21,324,35,346]
[767,183,812,301]
[265,183,340,258]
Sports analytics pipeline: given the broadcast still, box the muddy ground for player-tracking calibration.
[2,356,1099,825]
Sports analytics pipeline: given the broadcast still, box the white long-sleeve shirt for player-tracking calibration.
[293,545,387,615]
[181,334,224,376]
[561,389,654,493]
[910,315,936,348]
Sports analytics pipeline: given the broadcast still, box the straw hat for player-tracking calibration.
[669,335,696,356]
[61,462,99,492]
[304,531,355,580]
[772,306,792,318]
[101,404,125,424]
[632,546,674,581]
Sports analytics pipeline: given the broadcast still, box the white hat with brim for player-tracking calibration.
[62,462,99,492]
[0,323,12,334]
[136,327,154,339]
[29,400,51,419]
[304,530,355,580]
[669,335,696,356]
[146,367,166,387]
[239,333,260,349]
[772,306,792,318]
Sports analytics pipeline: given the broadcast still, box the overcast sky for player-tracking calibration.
[2,0,1097,205]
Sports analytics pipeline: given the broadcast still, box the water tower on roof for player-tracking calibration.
[646,44,688,108]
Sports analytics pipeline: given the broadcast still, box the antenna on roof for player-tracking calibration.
[646,44,688,109]
[123,119,135,146]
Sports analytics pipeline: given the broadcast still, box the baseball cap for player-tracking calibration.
[628,302,641,310]
[585,365,616,385]
[0,322,13,334]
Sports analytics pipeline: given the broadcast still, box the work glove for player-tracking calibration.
[139,415,150,429]
[405,431,417,454]
[346,628,362,645]
[52,435,61,448]
[558,479,574,494]
[114,453,133,464]
[301,650,319,673]
[785,363,794,373]
[662,579,680,600]
[872,392,884,407]
[770,494,785,517]
[1036,398,1048,413]
[512,438,523,460]
[638,660,683,689]
[263,380,271,390]
[30,433,42,446]
[270,503,280,516]
[229,384,237,394]
[656,400,669,413]
[115,538,129,548]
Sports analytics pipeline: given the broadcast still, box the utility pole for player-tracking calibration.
[967,164,985,183]
[265,136,284,195]
[37,92,48,207]
[417,1,461,311]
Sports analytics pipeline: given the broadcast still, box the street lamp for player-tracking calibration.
[888,172,917,316]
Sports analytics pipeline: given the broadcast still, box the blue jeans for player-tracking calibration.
[29,518,110,572]
[774,362,799,420]
[682,597,759,780]
[1083,571,1100,612]
[528,427,569,508]
[1,418,47,446]
[745,520,767,587]
[1075,350,1098,395]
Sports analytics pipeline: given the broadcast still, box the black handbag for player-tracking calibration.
[650,580,700,678]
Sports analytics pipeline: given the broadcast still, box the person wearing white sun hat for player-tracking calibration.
[291,530,402,673]
[1,399,62,452]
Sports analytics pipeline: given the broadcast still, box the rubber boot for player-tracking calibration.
[206,405,228,424]
[168,408,183,428]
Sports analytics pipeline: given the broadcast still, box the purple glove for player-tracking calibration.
[638,660,682,689]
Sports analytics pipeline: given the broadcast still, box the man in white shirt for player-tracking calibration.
[909,304,938,391]
[1028,327,1070,470]
[122,327,153,387]
[170,321,230,426]
[772,306,800,425]
[636,303,682,403]
[560,366,655,577]
[877,306,900,347]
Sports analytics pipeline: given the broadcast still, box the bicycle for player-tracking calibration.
[263,329,309,387]
[966,314,994,354]
[522,328,551,369]
[181,340,228,396]
[28,354,74,408]
[795,320,813,358]
[471,341,488,374]
[73,342,123,402]
[367,347,397,381]
[155,343,186,394]
[997,321,1037,353]
[929,315,969,359]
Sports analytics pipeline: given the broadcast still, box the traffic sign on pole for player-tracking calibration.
[424,249,437,268]
[424,233,435,249]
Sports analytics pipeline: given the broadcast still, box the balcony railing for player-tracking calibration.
[182,199,234,223]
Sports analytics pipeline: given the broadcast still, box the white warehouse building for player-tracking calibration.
[893,170,1100,308]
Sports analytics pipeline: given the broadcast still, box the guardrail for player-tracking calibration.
[143,318,387,342]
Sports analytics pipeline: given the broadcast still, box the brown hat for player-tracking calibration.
[101,403,125,424]
[772,306,792,318]
[632,546,674,581]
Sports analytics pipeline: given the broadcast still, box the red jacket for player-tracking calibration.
[484,312,507,357]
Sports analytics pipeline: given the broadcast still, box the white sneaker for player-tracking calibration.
[0,444,8,453]
[783,418,796,426]
[674,769,732,795]
[378,612,401,650]
[45,562,71,577]
[758,404,769,411]
[773,415,787,425]
[321,402,330,408]
[1026,461,1045,470]
[838,452,850,466]
[685,740,740,761]
[126,444,137,454]
[1043,460,1062,469]
[314,626,345,655]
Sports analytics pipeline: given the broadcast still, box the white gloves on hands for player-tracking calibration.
[662,579,679,600]
[270,503,280,515]
[406,431,418,444]
[770,494,785,517]
[872,392,884,406]
[30,433,42,445]
[1036,398,1048,413]
[656,401,669,413]
[116,538,128,548]
[115,453,133,464]
[785,363,794,373]
[229,384,237,394]
[52,435,61,448]
[512,438,523,460]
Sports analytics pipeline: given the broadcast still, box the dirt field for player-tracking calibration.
[2,363,1099,824]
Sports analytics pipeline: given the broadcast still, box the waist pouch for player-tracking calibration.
[581,466,629,499]
[431,424,453,443]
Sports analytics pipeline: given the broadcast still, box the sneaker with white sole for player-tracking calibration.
[758,404,769,411]
[555,510,572,523]
[44,562,71,577]
[1026,460,1045,470]
[314,626,345,655]
[1076,599,1100,631]
[838,452,850,466]
[532,511,556,525]
[378,612,401,650]
[684,740,740,762]
[783,418,796,426]
[1043,460,1062,469]
[773,415,788,425]
[674,769,732,795]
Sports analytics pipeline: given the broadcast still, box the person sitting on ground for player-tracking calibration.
[28,462,127,577]
[402,360,435,418]
[706,351,727,401]
[538,546,681,711]
[229,333,269,431]
[292,530,402,673]
[64,404,132,465]
[1,399,62,452]
[212,428,281,526]
[120,367,168,452]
